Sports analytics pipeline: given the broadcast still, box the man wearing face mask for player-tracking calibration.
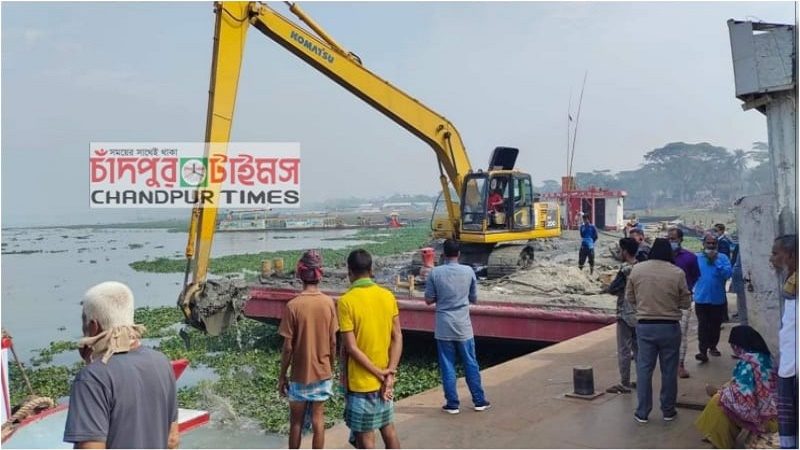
[64,282,179,449]
[668,228,700,379]
[693,234,733,363]
[629,228,650,262]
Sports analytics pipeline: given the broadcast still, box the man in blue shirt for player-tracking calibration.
[579,214,599,274]
[425,239,491,415]
[693,233,732,363]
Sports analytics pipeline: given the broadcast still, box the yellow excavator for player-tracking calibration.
[178,2,561,335]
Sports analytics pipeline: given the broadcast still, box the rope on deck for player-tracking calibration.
[1,395,56,441]
[1,329,57,443]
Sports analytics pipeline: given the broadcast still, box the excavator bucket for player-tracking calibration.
[179,278,249,336]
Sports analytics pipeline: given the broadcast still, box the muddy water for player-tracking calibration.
[1,226,371,449]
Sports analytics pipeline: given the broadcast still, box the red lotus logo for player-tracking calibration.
[94,148,108,156]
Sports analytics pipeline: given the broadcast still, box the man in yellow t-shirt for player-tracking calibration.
[338,249,402,449]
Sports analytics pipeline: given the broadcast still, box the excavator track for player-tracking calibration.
[485,243,535,279]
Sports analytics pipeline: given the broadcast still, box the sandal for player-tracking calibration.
[606,384,631,394]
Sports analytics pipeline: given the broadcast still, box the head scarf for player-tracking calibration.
[718,325,777,432]
[296,249,323,283]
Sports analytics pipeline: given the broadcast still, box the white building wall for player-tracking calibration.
[603,196,625,230]
[735,194,782,354]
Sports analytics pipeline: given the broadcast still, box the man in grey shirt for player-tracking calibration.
[425,240,491,415]
[64,281,178,449]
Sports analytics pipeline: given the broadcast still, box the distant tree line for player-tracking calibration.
[536,141,774,210]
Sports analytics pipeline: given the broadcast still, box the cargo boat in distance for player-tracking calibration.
[217,209,405,232]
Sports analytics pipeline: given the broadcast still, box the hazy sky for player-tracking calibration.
[2,1,795,226]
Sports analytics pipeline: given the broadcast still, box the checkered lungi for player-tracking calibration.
[344,391,394,432]
[288,378,333,403]
[778,375,798,449]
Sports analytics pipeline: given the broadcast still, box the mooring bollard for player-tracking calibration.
[261,259,273,278]
[573,365,595,396]
[273,257,285,274]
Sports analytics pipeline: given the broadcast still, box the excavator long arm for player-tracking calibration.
[251,2,472,193]
[179,1,472,334]
[178,2,250,333]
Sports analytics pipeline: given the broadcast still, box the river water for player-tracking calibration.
[1,226,371,448]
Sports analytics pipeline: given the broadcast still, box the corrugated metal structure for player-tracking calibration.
[728,19,797,235]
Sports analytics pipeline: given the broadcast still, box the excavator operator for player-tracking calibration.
[488,184,507,228]
[488,189,504,213]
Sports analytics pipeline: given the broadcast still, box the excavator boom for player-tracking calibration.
[250,1,470,223]
[179,2,251,334]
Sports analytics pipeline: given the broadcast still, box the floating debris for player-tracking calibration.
[2,249,43,255]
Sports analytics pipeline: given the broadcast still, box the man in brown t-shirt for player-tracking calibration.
[278,250,338,449]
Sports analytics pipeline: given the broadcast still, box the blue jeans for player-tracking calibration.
[436,338,486,408]
[635,322,680,419]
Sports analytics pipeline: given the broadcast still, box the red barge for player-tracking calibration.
[246,287,615,343]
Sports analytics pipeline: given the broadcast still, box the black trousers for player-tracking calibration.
[579,246,595,269]
[695,303,726,354]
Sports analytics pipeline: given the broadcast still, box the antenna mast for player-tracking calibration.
[568,71,588,179]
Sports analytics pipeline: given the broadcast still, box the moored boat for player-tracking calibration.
[1,335,210,448]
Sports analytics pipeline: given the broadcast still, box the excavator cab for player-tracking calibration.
[461,172,534,232]
[462,147,534,233]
